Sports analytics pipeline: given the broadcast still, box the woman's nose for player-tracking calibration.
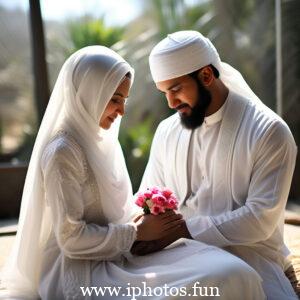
[117,102,125,116]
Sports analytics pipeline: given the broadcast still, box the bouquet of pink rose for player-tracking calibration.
[135,187,178,215]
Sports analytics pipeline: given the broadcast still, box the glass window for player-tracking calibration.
[0,0,35,163]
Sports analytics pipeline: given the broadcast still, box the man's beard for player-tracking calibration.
[179,80,212,129]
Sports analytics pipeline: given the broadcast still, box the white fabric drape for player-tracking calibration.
[1,46,135,298]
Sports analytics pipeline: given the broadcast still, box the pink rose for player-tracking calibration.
[166,197,178,210]
[151,194,167,206]
[144,190,153,199]
[150,186,160,194]
[135,195,145,207]
[134,186,178,215]
[162,188,173,199]
[150,204,165,215]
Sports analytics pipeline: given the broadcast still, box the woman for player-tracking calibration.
[1,46,264,300]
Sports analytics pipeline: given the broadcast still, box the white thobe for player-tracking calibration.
[140,90,298,300]
[37,130,265,300]
[186,98,227,206]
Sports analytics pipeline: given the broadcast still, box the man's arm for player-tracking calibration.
[185,121,297,247]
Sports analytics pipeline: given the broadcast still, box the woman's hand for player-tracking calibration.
[134,210,184,241]
[131,219,192,255]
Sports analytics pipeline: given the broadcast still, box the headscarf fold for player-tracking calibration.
[1,46,134,298]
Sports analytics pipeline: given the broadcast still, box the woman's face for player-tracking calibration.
[99,76,131,129]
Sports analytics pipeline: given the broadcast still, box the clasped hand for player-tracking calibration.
[131,210,191,256]
[135,210,184,241]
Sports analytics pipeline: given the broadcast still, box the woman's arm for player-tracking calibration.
[42,142,136,261]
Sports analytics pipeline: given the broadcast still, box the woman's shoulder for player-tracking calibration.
[41,130,85,171]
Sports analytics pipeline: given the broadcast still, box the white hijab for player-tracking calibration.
[1,46,134,298]
[149,30,261,104]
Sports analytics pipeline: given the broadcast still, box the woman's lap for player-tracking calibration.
[91,240,264,299]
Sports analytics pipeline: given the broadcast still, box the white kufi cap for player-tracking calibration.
[149,30,221,82]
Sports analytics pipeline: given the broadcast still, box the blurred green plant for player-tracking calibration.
[119,117,154,192]
[147,0,211,36]
[68,16,124,53]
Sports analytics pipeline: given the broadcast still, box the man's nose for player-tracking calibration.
[166,92,180,109]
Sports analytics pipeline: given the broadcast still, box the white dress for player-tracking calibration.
[38,131,265,300]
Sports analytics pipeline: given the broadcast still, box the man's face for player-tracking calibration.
[156,73,212,129]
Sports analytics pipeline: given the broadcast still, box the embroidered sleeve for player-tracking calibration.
[42,139,136,260]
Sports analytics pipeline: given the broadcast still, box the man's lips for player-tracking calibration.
[176,104,190,113]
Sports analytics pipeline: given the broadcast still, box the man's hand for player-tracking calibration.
[134,210,184,241]
[131,219,192,255]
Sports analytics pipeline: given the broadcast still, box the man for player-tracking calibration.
[134,31,298,299]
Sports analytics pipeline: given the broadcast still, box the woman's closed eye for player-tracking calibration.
[111,98,127,105]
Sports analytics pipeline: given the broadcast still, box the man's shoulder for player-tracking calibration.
[229,90,281,125]
[236,95,296,147]
[248,99,290,132]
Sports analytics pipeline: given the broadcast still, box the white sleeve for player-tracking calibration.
[42,144,137,260]
[186,121,297,247]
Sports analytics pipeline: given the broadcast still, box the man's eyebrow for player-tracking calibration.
[167,82,180,91]
[157,82,180,93]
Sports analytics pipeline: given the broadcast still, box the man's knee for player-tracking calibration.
[227,259,261,282]
[210,254,262,286]
[209,257,264,298]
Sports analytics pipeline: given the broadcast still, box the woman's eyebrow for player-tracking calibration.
[113,92,128,98]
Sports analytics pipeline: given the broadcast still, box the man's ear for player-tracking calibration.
[197,66,214,86]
